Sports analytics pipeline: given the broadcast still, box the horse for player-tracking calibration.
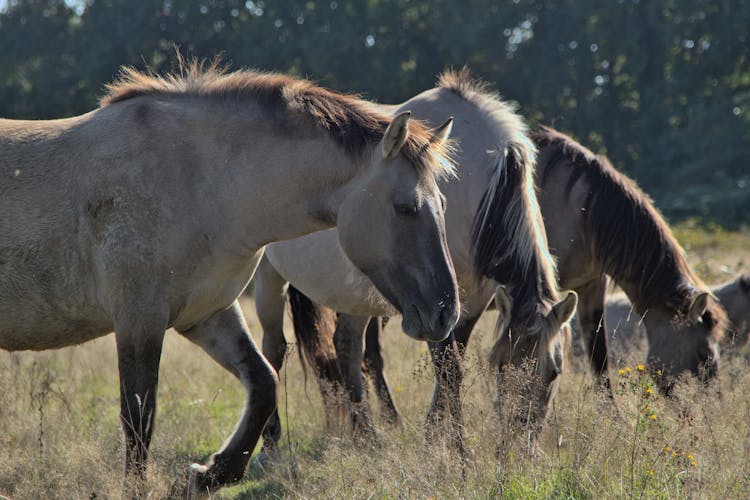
[588,274,750,367]
[253,69,577,464]
[532,127,727,391]
[0,59,460,494]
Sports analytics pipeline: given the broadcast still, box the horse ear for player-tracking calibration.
[381,111,411,160]
[493,286,512,335]
[550,291,578,326]
[688,292,709,323]
[739,274,750,295]
[429,117,453,146]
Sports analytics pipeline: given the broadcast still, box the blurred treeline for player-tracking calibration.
[1,0,748,226]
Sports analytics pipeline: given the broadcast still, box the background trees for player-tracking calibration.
[1,0,747,226]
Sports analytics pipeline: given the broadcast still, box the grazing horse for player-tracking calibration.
[253,69,576,463]
[592,274,750,366]
[533,127,727,391]
[350,125,730,424]
[0,60,459,494]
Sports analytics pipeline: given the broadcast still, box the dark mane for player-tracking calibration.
[438,69,561,326]
[532,126,727,339]
[101,59,453,178]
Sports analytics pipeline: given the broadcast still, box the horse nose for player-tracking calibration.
[435,299,458,333]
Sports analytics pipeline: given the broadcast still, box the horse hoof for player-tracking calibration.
[166,464,210,500]
[253,448,281,472]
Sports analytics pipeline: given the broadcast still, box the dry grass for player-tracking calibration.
[0,228,749,499]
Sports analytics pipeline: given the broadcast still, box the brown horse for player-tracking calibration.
[585,273,750,366]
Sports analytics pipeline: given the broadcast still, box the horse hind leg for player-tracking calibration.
[334,313,377,440]
[362,316,401,425]
[252,255,290,468]
[177,301,278,493]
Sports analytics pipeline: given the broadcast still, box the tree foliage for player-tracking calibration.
[1,0,748,226]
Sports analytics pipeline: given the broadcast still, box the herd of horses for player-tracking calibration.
[0,61,747,496]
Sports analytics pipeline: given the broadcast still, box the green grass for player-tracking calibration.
[0,226,748,498]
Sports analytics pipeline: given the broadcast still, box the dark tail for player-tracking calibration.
[287,286,344,389]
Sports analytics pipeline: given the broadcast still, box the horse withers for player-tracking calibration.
[0,60,458,494]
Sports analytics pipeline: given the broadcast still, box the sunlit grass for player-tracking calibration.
[0,227,747,498]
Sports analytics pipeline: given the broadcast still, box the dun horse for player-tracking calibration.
[253,69,576,464]
[586,274,749,366]
[0,60,459,493]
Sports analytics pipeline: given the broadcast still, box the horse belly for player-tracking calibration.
[0,250,110,351]
[265,238,394,317]
[172,249,263,331]
[0,301,111,351]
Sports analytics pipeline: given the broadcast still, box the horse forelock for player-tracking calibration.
[532,126,714,319]
[101,58,454,181]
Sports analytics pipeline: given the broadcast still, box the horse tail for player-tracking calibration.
[287,286,343,388]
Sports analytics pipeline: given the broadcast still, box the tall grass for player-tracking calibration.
[0,230,748,499]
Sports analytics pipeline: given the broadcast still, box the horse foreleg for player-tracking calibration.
[333,313,375,439]
[577,276,613,395]
[252,255,289,467]
[178,301,278,492]
[113,304,168,494]
[362,317,400,425]
[426,308,483,423]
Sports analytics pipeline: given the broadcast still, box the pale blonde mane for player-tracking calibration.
[439,69,561,327]
[102,58,455,179]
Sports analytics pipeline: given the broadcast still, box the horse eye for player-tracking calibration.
[393,202,418,216]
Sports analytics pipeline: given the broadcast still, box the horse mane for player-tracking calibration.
[439,68,560,326]
[101,58,454,179]
[532,126,727,340]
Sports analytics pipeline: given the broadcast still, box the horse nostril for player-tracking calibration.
[436,301,455,330]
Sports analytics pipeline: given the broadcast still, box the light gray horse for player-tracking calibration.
[254,70,577,463]
[0,60,459,494]
[589,274,750,366]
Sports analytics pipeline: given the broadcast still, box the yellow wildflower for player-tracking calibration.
[690,460,697,467]
[650,414,657,420]
[645,388,654,396]
[618,369,626,376]
[625,367,632,373]
[663,445,671,452]
[637,363,645,371]
[648,469,654,475]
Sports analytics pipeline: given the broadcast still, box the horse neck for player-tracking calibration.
[535,147,690,315]
[176,103,363,249]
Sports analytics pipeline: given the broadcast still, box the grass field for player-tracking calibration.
[0,224,748,499]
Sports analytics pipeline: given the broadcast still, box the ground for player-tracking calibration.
[0,223,748,499]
